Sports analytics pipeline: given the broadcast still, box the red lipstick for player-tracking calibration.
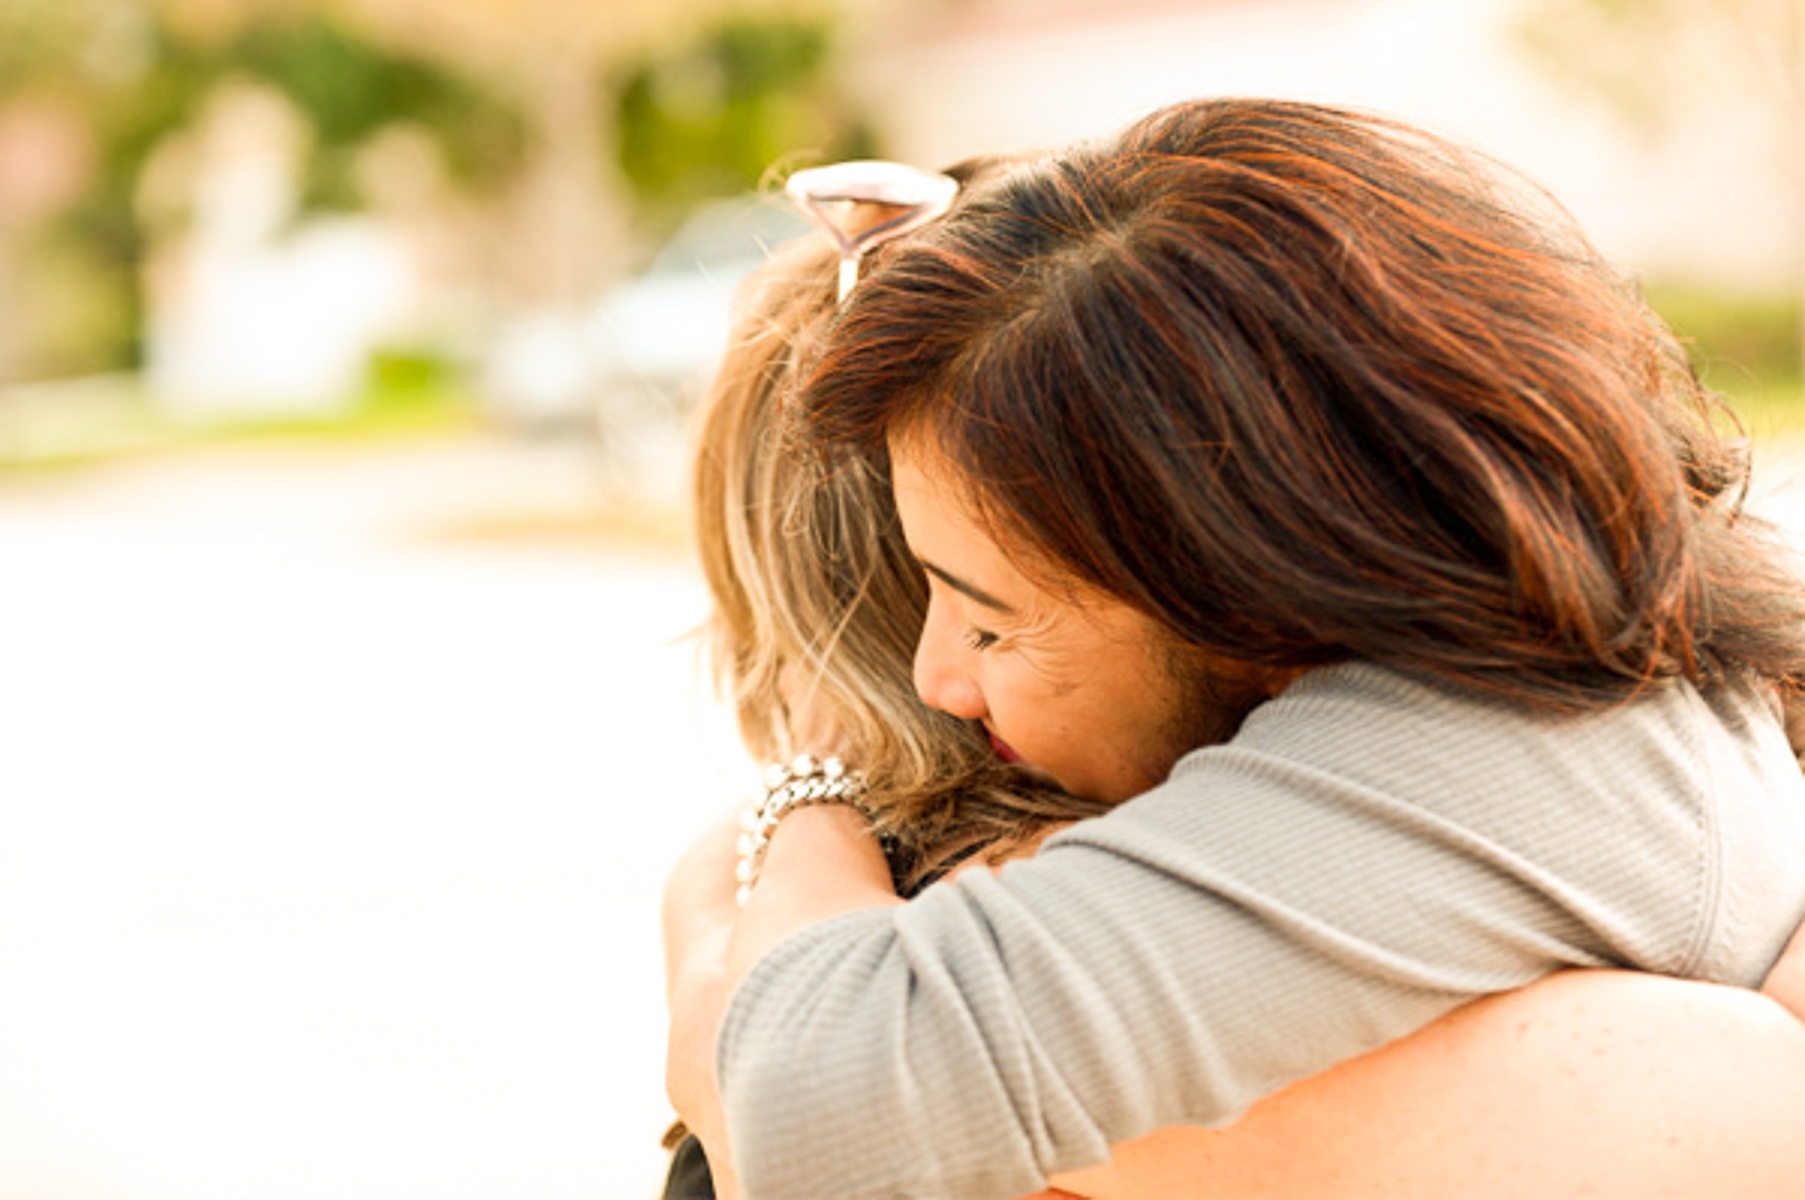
[987,729,1023,765]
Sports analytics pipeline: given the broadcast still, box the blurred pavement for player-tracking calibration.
[0,434,748,1200]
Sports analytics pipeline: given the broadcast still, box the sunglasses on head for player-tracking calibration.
[784,160,960,302]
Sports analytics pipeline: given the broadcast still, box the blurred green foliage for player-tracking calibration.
[1515,0,1804,429]
[0,2,874,388]
[615,13,877,238]
[227,17,527,211]
[367,344,454,396]
[0,364,480,472]
[0,3,526,377]
[1647,282,1804,437]
[1652,283,1802,388]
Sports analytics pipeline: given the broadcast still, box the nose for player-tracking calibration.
[913,600,987,721]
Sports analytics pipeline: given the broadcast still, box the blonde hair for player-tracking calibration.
[690,187,1108,891]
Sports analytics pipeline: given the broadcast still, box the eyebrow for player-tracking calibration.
[918,558,1017,615]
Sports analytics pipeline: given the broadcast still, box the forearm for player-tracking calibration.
[664,802,900,1197]
[1047,970,1805,1200]
[664,924,739,1198]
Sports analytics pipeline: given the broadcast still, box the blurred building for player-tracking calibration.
[850,0,1799,290]
[5,0,1795,442]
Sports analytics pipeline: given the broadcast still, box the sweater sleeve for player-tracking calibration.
[715,664,1805,1199]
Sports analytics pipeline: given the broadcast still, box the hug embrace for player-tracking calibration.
[664,98,1805,1200]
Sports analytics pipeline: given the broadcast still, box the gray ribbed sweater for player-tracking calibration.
[717,663,1805,1199]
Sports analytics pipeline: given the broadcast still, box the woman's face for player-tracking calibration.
[891,433,1264,804]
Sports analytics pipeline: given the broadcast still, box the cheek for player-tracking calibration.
[1063,634,1192,768]
[988,659,1095,757]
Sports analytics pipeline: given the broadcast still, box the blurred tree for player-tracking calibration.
[224,16,526,211]
[335,0,868,303]
[0,2,196,377]
[0,0,878,382]
[0,0,525,377]
[1515,0,1804,382]
[615,13,879,242]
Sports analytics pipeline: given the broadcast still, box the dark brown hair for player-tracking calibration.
[800,98,1805,711]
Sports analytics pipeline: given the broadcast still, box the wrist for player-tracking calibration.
[735,754,873,906]
[759,803,890,882]
[729,802,898,982]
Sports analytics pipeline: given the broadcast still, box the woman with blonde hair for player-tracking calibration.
[667,102,1805,1199]
[668,158,1111,1198]
[689,155,1113,893]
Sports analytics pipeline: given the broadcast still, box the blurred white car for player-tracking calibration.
[482,195,808,431]
[587,195,811,403]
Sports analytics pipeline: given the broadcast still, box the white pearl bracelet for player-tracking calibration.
[735,754,871,907]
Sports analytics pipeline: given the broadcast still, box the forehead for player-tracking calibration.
[887,431,1076,612]
[890,430,1182,669]
[888,431,990,551]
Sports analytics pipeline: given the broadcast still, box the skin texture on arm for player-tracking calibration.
[661,808,751,1200]
[1040,970,1805,1200]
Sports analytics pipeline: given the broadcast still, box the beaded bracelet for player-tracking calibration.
[735,753,871,907]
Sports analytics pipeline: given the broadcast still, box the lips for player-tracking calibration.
[987,729,1023,765]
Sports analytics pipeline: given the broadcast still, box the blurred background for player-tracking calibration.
[0,0,1799,1197]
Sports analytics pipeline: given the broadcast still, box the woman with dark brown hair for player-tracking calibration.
[671,169,1805,1200]
[665,99,1805,1199]
[672,159,1805,1200]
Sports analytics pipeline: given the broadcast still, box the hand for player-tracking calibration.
[1760,916,1805,1022]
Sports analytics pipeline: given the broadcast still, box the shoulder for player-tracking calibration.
[1181,661,1767,805]
[1127,661,1805,983]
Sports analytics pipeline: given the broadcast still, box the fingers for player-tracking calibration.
[1759,916,1805,1022]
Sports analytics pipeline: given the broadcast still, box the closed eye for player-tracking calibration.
[965,627,1000,652]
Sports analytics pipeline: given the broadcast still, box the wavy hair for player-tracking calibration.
[800,99,1805,712]
[689,166,1108,892]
